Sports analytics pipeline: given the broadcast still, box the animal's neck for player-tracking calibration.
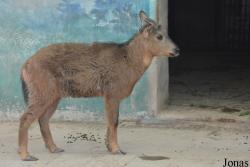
[125,35,153,79]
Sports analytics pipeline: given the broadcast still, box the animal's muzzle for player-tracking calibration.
[169,48,180,57]
[174,48,180,56]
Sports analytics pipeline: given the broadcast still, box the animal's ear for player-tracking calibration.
[139,10,157,27]
[141,25,152,38]
[157,25,162,30]
[139,10,148,25]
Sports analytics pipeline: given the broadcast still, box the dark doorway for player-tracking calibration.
[168,0,250,112]
[169,0,250,53]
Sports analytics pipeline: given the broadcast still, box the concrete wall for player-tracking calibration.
[0,0,165,121]
[148,0,169,114]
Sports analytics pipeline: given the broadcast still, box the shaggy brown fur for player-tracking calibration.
[18,11,179,161]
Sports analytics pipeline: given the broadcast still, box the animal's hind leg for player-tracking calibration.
[18,103,46,161]
[38,98,64,153]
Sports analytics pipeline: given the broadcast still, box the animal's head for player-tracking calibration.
[138,10,180,57]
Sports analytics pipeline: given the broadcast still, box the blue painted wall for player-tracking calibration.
[0,0,156,118]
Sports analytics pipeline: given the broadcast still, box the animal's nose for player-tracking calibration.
[174,48,180,55]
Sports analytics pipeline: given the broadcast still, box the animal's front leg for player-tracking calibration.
[104,97,126,155]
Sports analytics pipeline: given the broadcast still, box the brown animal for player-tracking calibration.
[18,11,179,161]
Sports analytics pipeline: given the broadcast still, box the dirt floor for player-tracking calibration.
[169,57,250,116]
[0,109,249,167]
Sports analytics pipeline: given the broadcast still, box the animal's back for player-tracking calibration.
[22,43,129,98]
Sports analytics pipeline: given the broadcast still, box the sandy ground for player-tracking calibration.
[0,111,249,167]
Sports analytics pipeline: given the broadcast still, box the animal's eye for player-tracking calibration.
[157,34,163,40]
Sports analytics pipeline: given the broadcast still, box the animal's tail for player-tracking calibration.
[21,75,29,105]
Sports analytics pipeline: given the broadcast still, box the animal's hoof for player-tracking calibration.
[112,149,127,155]
[51,147,64,153]
[22,155,39,161]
